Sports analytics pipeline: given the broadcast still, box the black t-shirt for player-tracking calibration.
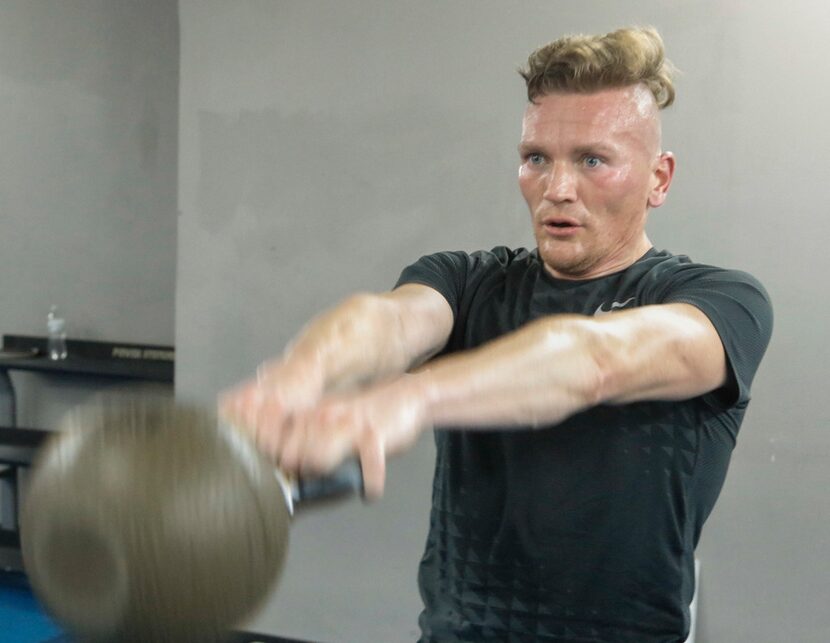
[395,247,773,643]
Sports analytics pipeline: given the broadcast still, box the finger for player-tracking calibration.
[255,357,285,385]
[277,413,306,475]
[218,380,260,432]
[297,404,354,477]
[296,408,336,475]
[254,393,292,461]
[357,429,386,500]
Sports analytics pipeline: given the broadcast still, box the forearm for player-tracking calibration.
[278,294,407,393]
[281,289,447,394]
[410,303,726,430]
[413,315,607,429]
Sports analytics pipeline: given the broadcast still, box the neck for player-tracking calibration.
[545,236,653,281]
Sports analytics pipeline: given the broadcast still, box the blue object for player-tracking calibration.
[0,570,306,642]
[0,570,66,643]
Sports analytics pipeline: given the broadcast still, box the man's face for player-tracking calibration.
[518,85,674,280]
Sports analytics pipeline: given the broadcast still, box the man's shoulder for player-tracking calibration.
[627,250,772,327]
[631,249,765,289]
[395,246,538,298]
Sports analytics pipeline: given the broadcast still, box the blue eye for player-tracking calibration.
[584,155,602,168]
[527,153,545,166]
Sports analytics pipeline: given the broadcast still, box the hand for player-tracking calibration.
[272,375,431,499]
[219,356,324,444]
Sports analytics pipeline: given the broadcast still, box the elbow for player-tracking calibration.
[333,291,400,351]
[568,318,618,408]
[340,292,387,316]
[338,292,401,337]
[339,291,412,374]
[584,321,634,406]
[582,337,613,408]
[537,317,610,411]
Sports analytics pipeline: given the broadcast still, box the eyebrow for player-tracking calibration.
[573,143,617,157]
[517,141,618,156]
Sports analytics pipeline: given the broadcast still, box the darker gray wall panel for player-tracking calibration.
[0,0,178,428]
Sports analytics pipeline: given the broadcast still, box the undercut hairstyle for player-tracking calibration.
[519,26,676,108]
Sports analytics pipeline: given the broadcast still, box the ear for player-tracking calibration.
[648,152,675,208]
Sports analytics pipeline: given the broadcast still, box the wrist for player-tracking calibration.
[403,369,438,430]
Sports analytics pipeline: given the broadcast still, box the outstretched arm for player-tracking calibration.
[261,299,726,497]
[418,302,726,428]
[220,284,453,445]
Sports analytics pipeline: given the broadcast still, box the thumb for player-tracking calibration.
[357,430,386,500]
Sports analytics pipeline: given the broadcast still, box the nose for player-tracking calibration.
[542,161,577,204]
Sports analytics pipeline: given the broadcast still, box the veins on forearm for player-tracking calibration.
[417,315,607,430]
[285,293,417,394]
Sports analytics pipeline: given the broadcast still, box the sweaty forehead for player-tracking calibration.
[521,85,660,152]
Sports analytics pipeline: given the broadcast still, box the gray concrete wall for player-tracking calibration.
[176,2,829,642]
[0,0,179,428]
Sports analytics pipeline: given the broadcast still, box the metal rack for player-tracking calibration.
[0,334,174,572]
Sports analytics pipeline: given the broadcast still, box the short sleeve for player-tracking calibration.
[394,251,472,319]
[659,267,773,408]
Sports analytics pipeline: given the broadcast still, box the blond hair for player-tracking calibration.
[519,26,676,108]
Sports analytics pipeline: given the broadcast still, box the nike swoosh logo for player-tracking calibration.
[594,297,636,316]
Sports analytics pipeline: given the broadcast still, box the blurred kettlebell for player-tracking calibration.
[21,394,289,643]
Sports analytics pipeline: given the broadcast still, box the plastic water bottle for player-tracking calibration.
[47,305,68,360]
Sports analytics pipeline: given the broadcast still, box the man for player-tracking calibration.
[223,27,772,642]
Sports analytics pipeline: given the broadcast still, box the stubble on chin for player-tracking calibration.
[536,239,595,279]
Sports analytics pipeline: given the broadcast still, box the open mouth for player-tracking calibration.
[542,218,581,236]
